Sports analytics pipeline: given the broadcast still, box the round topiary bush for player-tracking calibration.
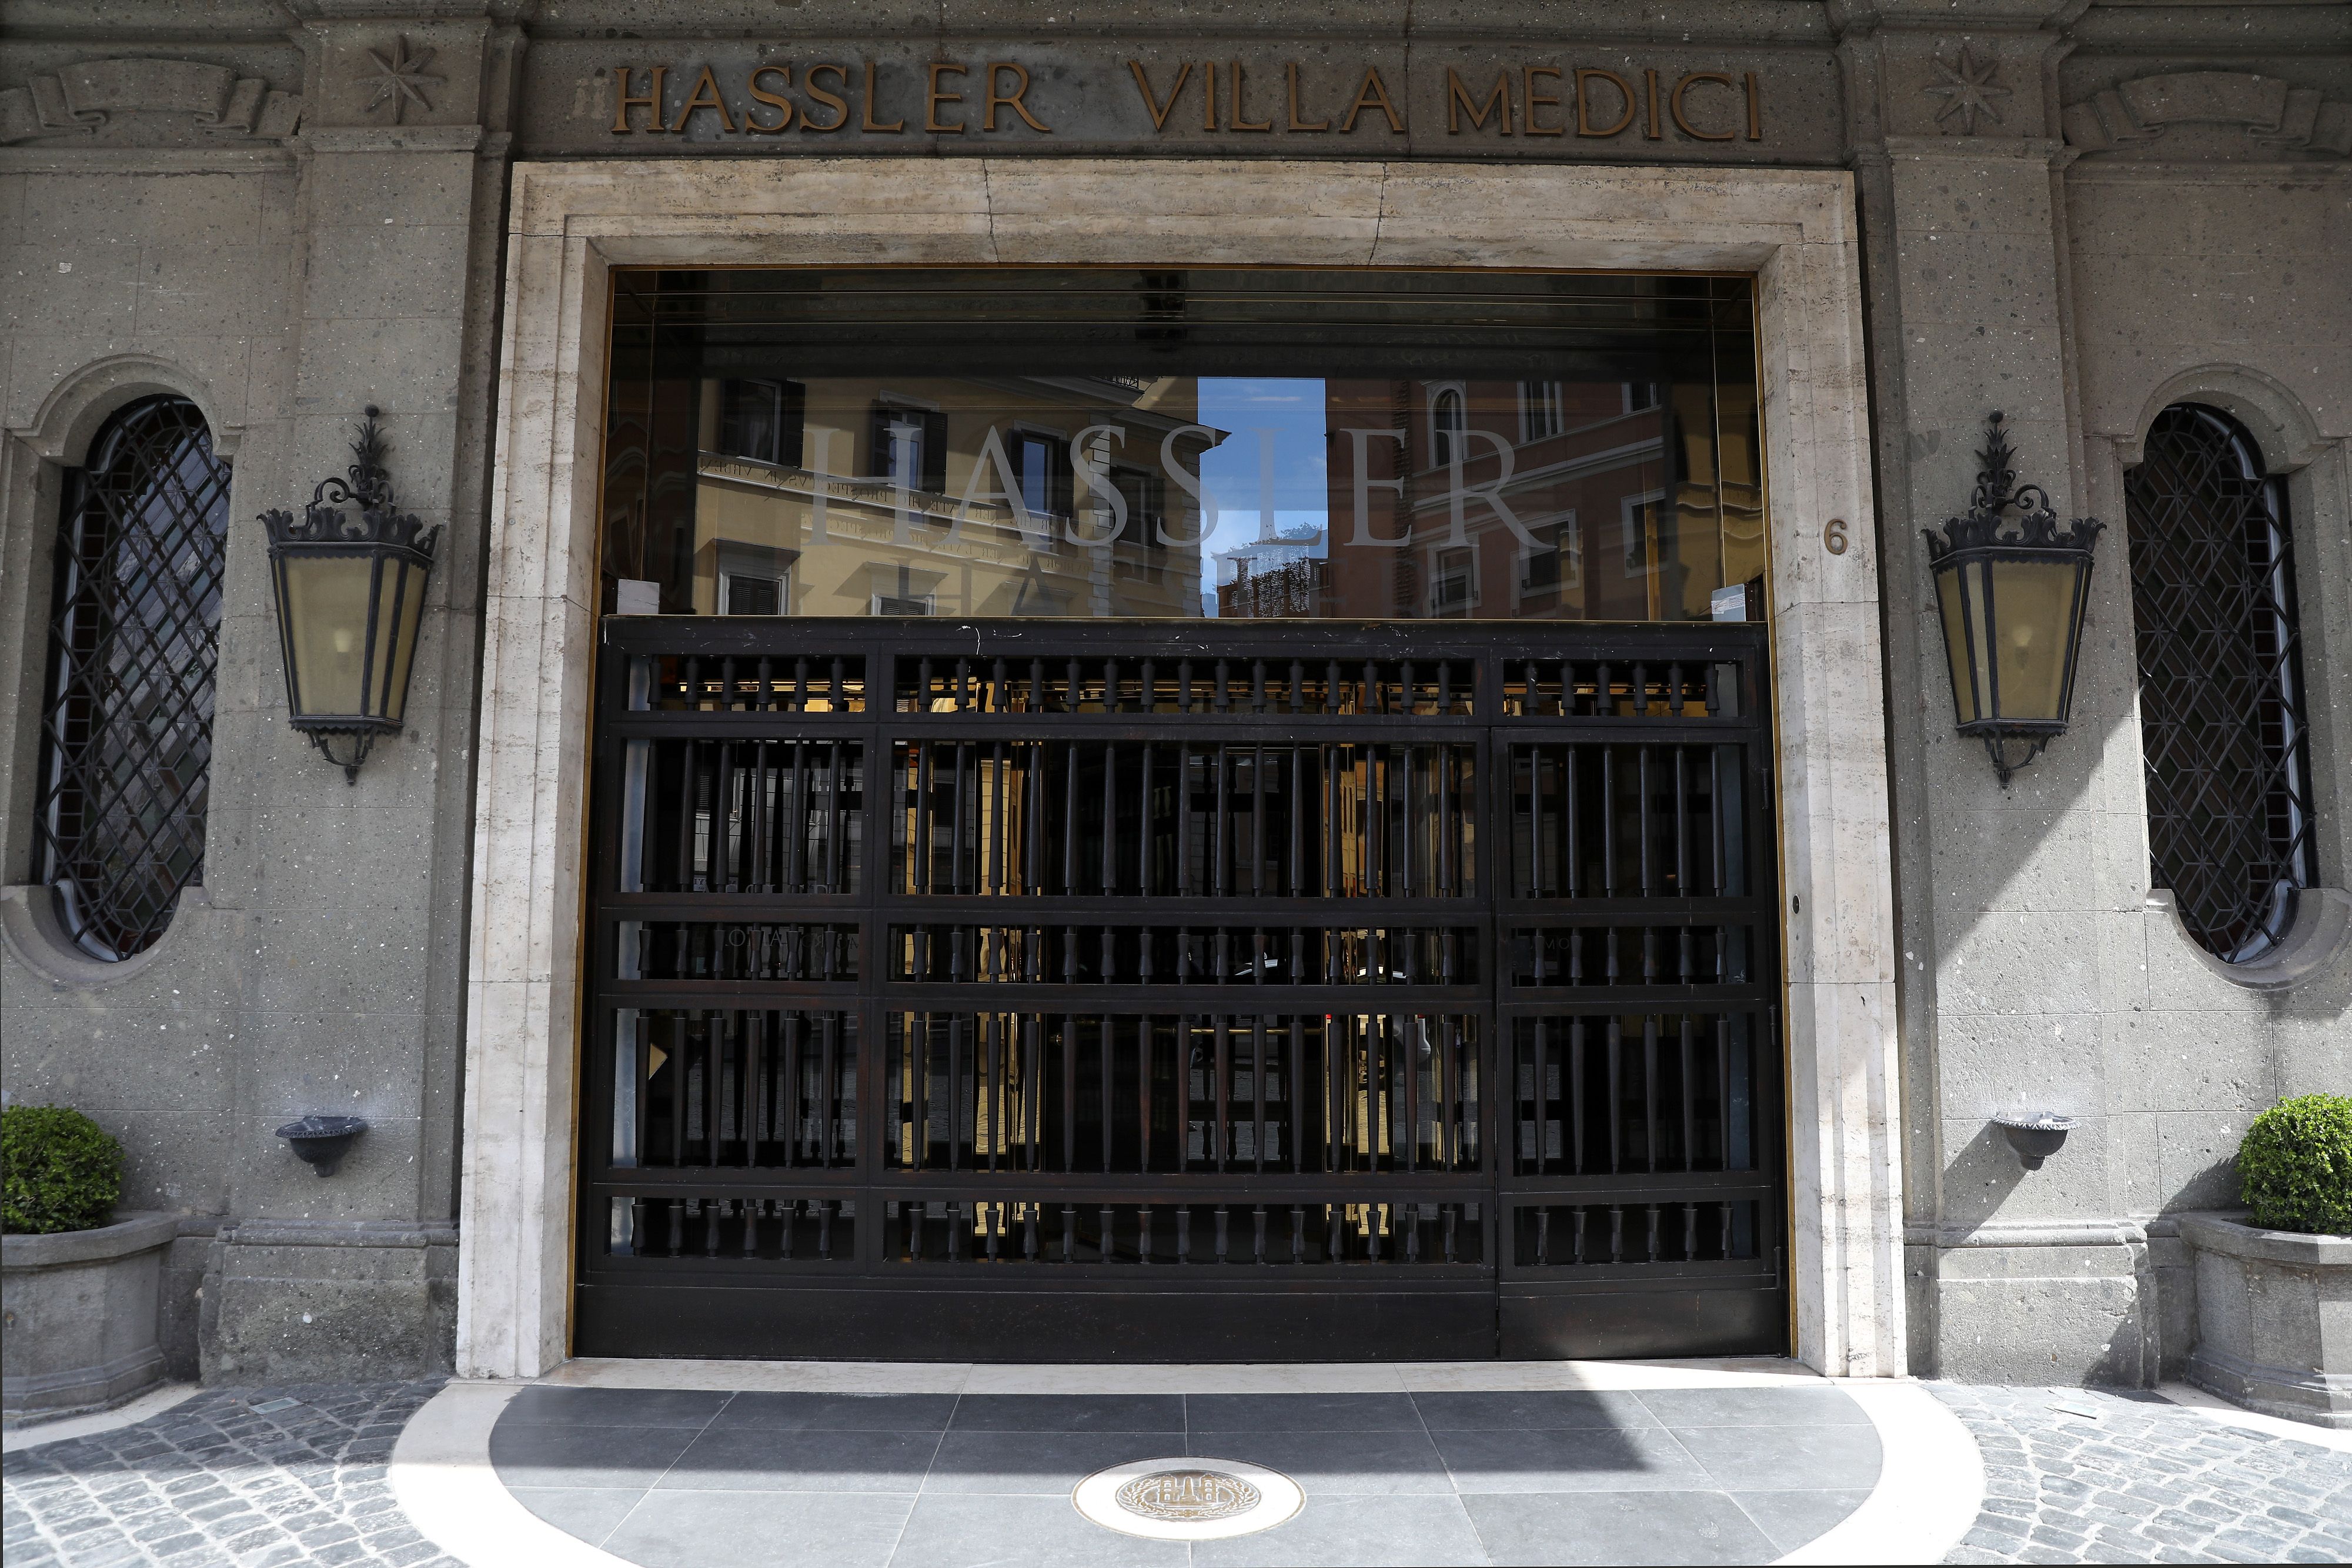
[2236,1092,2352,1236]
[1,1104,124,1235]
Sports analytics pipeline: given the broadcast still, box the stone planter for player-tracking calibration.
[1,1212,177,1423]
[2179,1211,2350,1429]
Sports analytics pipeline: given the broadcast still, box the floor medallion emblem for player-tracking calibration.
[1074,1457,1305,1540]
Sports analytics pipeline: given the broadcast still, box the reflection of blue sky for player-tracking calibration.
[1195,379,1329,565]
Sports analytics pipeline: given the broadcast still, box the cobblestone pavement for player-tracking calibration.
[1934,1384,2352,1565]
[2,1383,457,1568]
[6,1378,2351,1566]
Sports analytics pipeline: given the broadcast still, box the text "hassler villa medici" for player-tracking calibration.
[607,59,1768,141]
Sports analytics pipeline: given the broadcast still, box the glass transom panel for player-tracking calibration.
[599,269,1765,624]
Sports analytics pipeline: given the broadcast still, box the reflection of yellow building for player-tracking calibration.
[686,375,1218,618]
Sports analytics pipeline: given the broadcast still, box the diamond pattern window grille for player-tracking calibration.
[35,396,230,960]
[2125,404,2317,962]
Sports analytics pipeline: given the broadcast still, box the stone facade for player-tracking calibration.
[0,1,2344,1388]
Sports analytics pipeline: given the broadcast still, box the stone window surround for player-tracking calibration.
[460,156,1904,1380]
[0,355,245,982]
[2102,364,2352,993]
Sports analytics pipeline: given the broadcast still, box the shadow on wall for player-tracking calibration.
[1936,1121,2163,1386]
[1940,1118,2029,1228]
[1919,555,2346,1226]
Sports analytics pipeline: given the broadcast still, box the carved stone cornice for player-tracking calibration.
[1825,0,2092,40]
[0,58,303,144]
[303,123,483,153]
[2064,71,2350,159]
[1872,133,2073,166]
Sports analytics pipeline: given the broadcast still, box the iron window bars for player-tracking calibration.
[2126,404,2317,961]
[34,396,230,959]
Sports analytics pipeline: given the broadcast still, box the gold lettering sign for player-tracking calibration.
[602,59,1764,142]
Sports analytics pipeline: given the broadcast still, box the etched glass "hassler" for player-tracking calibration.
[597,268,1763,625]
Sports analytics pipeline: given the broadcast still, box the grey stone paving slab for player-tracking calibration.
[656,1426,944,1492]
[947,1393,1185,1432]
[1194,1493,1489,1567]
[499,1387,726,1428]
[1410,1389,1661,1431]
[709,1392,957,1431]
[1187,1392,1422,1431]
[924,1430,1175,1493]
[1434,1425,1715,1492]
[1,1382,458,1568]
[1638,1386,1875,1427]
[604,1487,913,1568]
[485,1420,700,1489]
[1669,1420,1883,1492]
[1463,1489,1778,1566]
[1187,1427,1454,1493]
[887,1493,1188,1568]
[502,1485,645,1545]
[1932,1383,2352,1566]
[1729,1487,1874,1553]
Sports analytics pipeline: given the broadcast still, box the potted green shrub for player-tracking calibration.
[1,1105,178,1424]
[2179,1093,2352,1429]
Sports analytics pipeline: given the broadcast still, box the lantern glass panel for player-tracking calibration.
[1986,557,2078,723]
[378,558,427,723]
[1933,560,1990,727]
[281,553,376,718]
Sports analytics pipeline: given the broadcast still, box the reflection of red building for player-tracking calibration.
[1278,377,1764,622]
[1218,555,1327,617]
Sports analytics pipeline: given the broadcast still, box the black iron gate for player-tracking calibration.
[576,619,1785,1360]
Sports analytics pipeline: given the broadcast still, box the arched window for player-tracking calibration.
[34,396,231,959]
[2125,403,2317,961]
[1431,387,1465,469]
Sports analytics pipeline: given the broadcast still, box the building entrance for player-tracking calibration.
[575,617,1784,1359]
[572,265,1787,1359]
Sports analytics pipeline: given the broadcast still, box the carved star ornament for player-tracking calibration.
[360,35,443,124]
[1927,45,2012,135]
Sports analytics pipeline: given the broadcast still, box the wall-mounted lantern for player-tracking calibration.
[259,409,439,782]
[1922,413,2104,786]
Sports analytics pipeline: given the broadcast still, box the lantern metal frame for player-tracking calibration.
[1922,412,2105,786]
[258,407,440,782]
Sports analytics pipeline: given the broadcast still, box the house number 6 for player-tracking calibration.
[1823,517,1849,555]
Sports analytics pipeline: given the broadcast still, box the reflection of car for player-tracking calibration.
[1172,942,1437,988]
[1176,948,1287,983]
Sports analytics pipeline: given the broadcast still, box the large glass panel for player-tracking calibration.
[599,269,1763,622]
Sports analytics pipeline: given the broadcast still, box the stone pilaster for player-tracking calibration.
[202,13,517,1383]
[1840,2,2166,1384]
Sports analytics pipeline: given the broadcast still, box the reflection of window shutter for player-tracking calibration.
[1432,388,1464,467]
[718,382,746,458]
[1115,468,1164,548]
[923,411,947,495]
[720,379,806,465]
[867,403,941,489]
[777,379,805,469]
[719,380,767,462]
[1010,432,1073,519]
